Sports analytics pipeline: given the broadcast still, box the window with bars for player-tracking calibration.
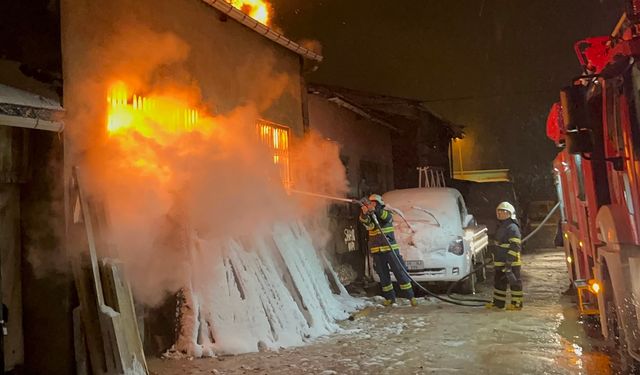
[257,120,291,186]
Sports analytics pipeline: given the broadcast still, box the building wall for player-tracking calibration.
[60,0,305,136]
[392,115,452,189]
[60,0,307,360]
[19,130,73,375]
[391,119,420,189]
[0,124,72,374]
[308,94,394,280]
[0,57,72,372]
[308,94,394,197]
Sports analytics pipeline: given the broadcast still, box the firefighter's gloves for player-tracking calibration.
[360,204,370,215]
[359,197,373,215]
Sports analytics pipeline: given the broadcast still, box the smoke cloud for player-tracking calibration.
[298,39,323,56]
[62,18,347,306]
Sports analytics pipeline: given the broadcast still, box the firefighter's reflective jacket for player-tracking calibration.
[493,218,522,267]
[359,206,400,253]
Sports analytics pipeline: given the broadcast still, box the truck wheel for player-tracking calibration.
[605,279,637,372]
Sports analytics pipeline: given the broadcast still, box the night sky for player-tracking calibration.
[271,0,624,201]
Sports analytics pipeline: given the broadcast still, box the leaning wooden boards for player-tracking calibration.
[69,167,148,375]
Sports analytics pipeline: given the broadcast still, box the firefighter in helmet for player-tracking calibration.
[487,202,524,310]
[359,194,418,307]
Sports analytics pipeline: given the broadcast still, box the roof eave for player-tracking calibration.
[201,0,323,62]
[0,113,64,132]
[326,96,399,132]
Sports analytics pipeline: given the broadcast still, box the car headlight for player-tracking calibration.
[448,237,464,256]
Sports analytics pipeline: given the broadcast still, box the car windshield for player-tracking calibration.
[390,200,460,230]
[406,206,440,225]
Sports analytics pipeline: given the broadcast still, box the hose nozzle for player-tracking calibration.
[356,197,370,206]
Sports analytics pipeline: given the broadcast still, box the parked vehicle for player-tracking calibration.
[449,178,519,237]
[374,187,488,294]
[546,3,640,366]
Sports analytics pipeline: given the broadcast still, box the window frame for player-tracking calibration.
[257,119,291,187]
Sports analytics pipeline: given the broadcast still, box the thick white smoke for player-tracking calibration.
[62,20,348,308]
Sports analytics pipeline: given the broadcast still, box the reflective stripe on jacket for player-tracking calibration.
[493,218,522,266]
[359,206,399,253]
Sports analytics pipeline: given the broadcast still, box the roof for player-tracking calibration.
[307,83,464,137]
[0,84,62,110]
[0,84,64,131]
[453,169,511,183]
[201,0,323,62]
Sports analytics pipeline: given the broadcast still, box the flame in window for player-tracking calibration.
[257,121,290,187]
[106,81,210,181]
[107,82,200,136]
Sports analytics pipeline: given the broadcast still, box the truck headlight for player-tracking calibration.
[448,237,464,256]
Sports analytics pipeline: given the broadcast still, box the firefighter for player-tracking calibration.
[359,194,417,307]
[486,202,524,310]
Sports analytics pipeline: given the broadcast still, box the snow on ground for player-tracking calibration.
[150,248,621,375]
[170,221,367,357]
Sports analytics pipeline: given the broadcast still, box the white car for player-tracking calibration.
[373,187,489,293]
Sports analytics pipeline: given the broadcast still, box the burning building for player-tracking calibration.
[0,0,362,373]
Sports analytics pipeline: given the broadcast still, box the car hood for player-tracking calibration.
[394,221,461,253]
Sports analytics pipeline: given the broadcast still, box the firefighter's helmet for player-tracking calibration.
[368,194,384,205]
[496,201,516,218]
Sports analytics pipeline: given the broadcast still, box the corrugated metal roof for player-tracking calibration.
[308,83,464,138]
[0,84,64,132]
[0,84,62,111]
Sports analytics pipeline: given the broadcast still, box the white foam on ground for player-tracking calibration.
[171,221,366,357]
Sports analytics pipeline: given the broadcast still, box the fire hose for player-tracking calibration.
[365,208,487,307]
[445,202,561,304]
[371,201,560,307]
[288,188,560,307]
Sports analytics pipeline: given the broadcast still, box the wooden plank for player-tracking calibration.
[72,307,88,375]
[71,167,148,375]
[73,168,126,373]
[70,256,108,375]
[107,260,148,373]
[69,183,108,375]
[99,261,126,373]
[100,259,148,372]
[98,307,125,374]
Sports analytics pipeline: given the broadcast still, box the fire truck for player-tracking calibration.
[547,2,640,363]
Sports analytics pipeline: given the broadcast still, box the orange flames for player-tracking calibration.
[229,0,271,25]
[107,82,202,136]
[106,82,212,181]
[258,120,290,186]
[106,82,290,186]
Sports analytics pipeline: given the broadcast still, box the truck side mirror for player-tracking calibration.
[560,85,593,154]
[560,85,590,131]
[566,130,594,154]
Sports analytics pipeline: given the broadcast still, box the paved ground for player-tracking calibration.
[149,248,621,375]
